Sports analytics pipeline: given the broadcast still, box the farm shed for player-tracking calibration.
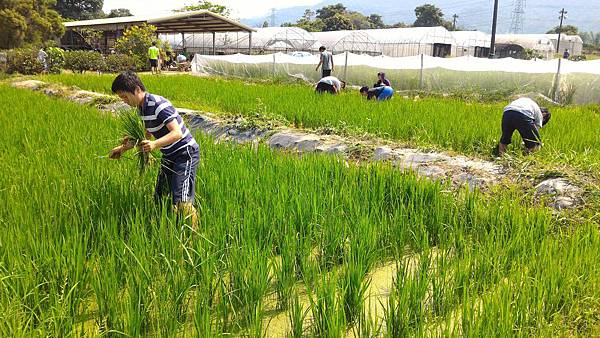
[165,27,318,55]
[495,34,555,59]
[61,11,255,54]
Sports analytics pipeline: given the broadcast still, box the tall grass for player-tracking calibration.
[0,85,598,336]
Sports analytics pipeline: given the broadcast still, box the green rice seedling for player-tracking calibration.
[288,290,308,338]
[272,233,297,310]
[119,109,154,173]
[307,274,346,338]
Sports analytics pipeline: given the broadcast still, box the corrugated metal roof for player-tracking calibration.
[63,10,255,33]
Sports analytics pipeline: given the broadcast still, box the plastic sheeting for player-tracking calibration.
[193,52,600,74]
[191,52,600,104]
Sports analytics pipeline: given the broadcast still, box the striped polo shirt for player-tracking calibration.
[139,93,196,158]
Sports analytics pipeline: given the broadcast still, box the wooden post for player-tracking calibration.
[248,32,252,55]
[343,51,349,81]
[212,32,216,55]
[420,54,424,89]
[553,58,562,102]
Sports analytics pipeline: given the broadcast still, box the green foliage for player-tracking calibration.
[174,0,231,17]
[39,74,600,171]
[414,4,446,27]
[0,85,599,336]
[114,24,172,71]
[6,48,44,75]
[64,50,104,73]
[102,53,136,73]
[107,8,132,18]
[323,13,354,31]
[0,1,64,49]
[286,3,387,32]
[46,47,65,74]
[54,0,104,20]
[546,24,579,35]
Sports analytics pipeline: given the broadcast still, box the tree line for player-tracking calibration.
[280,3,455,32]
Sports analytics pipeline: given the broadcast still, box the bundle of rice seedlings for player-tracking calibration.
[120,109,154,172]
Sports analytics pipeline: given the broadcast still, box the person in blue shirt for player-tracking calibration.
[360,86,394,101]
[108,71,199,228]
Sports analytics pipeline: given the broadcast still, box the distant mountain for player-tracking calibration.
[243,0,598,34]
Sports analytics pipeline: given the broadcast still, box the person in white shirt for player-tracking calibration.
[498,97,551,155]
[315,76,345,94]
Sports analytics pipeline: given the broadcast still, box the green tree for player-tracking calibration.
[174,1,231,17]
[0,0,64,49]
[316,3,346,21]
[107,8,132,18]
[262,20,269,28]
[368,14,386,29]
[54,0,104,20]
[546,25,579,35]
[114,24,172,70]
[346,11,372,30]
[323,13,353,31]
[414,4,445,27]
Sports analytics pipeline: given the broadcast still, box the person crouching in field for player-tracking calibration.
[360,86,394,101]
[498,97,551,156]
[315,76,345,94]
[108,71,199,228]
[374,72,391,88]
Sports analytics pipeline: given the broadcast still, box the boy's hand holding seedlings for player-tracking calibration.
[109,136,135,159]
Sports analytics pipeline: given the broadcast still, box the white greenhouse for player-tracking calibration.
[451,31,491,57]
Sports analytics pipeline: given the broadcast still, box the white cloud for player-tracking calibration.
[102,0,321,19]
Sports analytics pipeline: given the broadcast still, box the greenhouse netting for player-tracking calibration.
[191,52,600,104]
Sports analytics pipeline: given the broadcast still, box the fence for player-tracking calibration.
[191,52,600,104]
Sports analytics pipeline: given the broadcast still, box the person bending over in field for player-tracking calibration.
[315,76,346,94]
[360,86,394,101]
[108,71,199,228]
[498,97,551,156]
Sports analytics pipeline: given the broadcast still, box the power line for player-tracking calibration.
[510,0,526,33]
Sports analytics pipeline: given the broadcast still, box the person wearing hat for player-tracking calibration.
[498,97,551,155]
[374,72,391,88]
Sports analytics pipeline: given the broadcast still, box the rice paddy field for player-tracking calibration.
[38,74,600,176]
[1,75,599,337]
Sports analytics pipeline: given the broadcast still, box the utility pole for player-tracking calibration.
[556,8,567,53]
[452,14,458,31]
[489,0,499,58]
[270,8,276,27]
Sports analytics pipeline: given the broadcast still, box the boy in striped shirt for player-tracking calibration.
[109,71,199,228]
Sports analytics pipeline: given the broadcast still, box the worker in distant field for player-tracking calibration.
[359,85,394,101]
[37,48,48,74]
[315,76,346,94]
[108,71,199,228]
[315,46,333,78]
[374,72,391,88]
[498,97,551,156]
[563,49,570,59]
[148,41,161,75]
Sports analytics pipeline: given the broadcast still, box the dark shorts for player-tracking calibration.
[149,59,158,68]
[315,82,335,94]
[322,69,331,78]
[155,144,200,205]
[500,110,541,149]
